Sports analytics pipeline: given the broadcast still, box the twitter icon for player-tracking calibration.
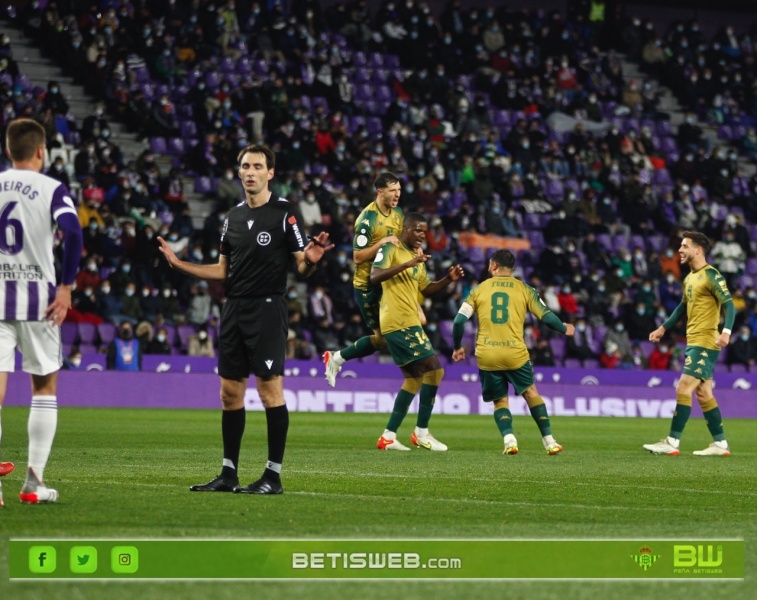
[70,546,97,574]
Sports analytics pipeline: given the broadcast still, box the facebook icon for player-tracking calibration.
[29,546,56,574]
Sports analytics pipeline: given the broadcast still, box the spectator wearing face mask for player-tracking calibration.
[604,319,633,360]
[75,256,102,290]
[188,325,216,357]
[118,282,142,325]
[727,326,757,367]
[565,318,598,360]
[62,348,84,370]
[146,326,173,355]
[308,285,334,327]
[106,322,142,371]
[710,229,745,291]
[626,301,657,342]
[187,281,212,327]
[648,342,674,370]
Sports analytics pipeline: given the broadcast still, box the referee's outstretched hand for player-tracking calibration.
[157,236,179,268]
[304,231,334,265]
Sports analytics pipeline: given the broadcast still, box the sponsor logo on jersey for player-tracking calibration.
[288,214,304,247]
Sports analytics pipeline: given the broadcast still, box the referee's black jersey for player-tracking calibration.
[219,194,307,299]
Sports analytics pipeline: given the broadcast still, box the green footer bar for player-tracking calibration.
[8,539,743,580]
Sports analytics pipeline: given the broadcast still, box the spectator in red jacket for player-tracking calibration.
[648,342,673,370]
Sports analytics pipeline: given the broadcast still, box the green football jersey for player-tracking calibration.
[352,202,403,290]
[465,276,551,370]
[682,264,733,349]
[374,241,429,334]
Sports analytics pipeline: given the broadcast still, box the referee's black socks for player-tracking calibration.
[264,405,289,482]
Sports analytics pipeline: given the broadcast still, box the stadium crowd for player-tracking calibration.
[2,0,757,371]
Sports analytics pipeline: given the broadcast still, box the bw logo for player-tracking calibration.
[631,546,660,571]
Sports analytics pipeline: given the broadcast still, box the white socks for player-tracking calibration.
[28,395,58,481]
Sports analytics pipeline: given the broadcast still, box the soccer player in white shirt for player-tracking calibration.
[0,119,82,505]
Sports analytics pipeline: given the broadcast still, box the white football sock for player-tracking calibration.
[28,395,58,481]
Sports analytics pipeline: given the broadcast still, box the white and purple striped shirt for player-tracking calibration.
[0,168,77,321]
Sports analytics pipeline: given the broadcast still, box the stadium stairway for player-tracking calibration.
[0,22,146,162]
[0,21,209,225]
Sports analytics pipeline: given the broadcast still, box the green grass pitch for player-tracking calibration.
[0,407,754,600]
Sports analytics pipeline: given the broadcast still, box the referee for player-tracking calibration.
[158,144,332,494]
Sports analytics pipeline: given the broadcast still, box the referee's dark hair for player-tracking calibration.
[237,144,276,170]
[681,230,712,255]
[490,249,516,270]
[374,171,400,191]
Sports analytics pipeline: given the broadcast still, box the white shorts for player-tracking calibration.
[0,321,62,375]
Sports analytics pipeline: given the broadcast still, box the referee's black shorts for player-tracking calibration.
[218,295,287,379]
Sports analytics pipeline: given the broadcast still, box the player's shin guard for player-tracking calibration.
[700,397,726,441]
[340,336,376,361]
[417,369,444,428]
[386,378,421,432]
[28,396,57,481]
[528,401,552,437]
[670,395,693,439]
[494,407,514,436]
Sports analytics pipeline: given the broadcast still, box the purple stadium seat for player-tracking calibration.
[354,68,371,83]
[180,120,197,138]
[167,137,185,156]
[79,344,97,355]
[656,120,672,136]
[563,358,582,369]
[150,137,167,154]
[653,168,673,185]
[527,230,545,249]
[545,179,564,200]
[176,325,196,351]
[713,364,729,374]
[660,136,678,155]
[361,353,378,363]
[62,322,78,346]
[78,323,97,345]
[524,213,541,229]
[596,234,612,250]
[355,83,372,101]
[97,323,116,346]
[746,258,757,275]
[194,176,214,194]
[468,246,486,267]
[220,57,235,73]
[366,117,383,134]
[205,71,221,89]
[385,54,400,69]
[367,52,383,67]
[717,125,733,141]
[353,51,367,66]
[729,364,747,373]
[630,234,646,252]
[550,338,565,361]
[376,85,392,102]
[582,358,600,369]
[493,109,511,128]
